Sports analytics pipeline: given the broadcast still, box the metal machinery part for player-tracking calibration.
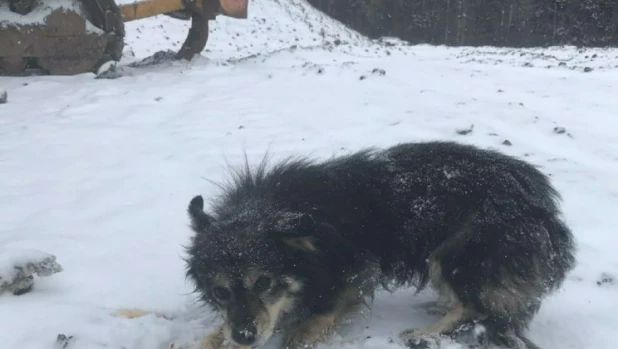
[0,0,248,76]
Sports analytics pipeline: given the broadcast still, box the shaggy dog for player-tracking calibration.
[184,141,575,349]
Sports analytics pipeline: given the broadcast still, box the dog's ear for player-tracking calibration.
[271,212,319,252]
[188,195,214,231]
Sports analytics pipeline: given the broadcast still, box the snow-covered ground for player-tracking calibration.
[1,0,618,348]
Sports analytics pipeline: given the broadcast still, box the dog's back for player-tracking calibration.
[257,141,573,279]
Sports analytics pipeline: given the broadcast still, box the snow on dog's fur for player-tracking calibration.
[185,141,576,349]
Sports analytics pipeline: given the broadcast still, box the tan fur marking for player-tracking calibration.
[400,257,476,342]
[241,269,262,288]
[264,294,296,328]
[283,285,365,348]
[211,274,232,289]
[478,278,539,316]
[427,258,456,307]
[198,326,251,349]
[409,299,467,336]
[399,298,471,343]
[284,276,304,293]
[282,236,317,252]
[284,313,336,349]
[200,326,225,349]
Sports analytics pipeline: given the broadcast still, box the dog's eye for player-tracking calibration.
[213,286,231,301]
[254,276,271,291]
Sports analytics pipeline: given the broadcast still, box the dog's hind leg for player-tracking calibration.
[399,259,478,346]
[400,298,470,340]
[403,214,570,349]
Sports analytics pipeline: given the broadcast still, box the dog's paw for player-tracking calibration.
[446,321,488,348]
[200,327,225,349]
[399,329,439,349]
[283,314,335,349]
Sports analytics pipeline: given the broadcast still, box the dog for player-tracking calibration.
[184,141,576,349]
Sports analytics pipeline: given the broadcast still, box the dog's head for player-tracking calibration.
[184,195,322,348]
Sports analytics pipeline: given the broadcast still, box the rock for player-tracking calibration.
[95,60,117,77]
[0,248,63,295]
[597,272,614,286]
[55,334,74,349]
[456,124,474,135]
[0,89,7,104]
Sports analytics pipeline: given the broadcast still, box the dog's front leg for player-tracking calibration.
[282,313,336,349]
[201,326,225,349]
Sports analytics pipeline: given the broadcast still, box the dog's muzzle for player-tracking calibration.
[231,324,257,346]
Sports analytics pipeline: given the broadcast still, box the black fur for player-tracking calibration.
[185,141,576,348]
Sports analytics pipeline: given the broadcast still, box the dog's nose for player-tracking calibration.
[231,324,257,345]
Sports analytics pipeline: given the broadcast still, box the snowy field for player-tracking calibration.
[1,0,618,348]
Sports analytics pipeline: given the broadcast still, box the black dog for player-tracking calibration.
[185,141,575,349]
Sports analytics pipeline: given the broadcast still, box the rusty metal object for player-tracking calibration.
[118,0,216,61]
[0,0,249,76]
[84,0,126,62]
[1,9,111,75]
[33,10,109,75]
[164,10,192,20]
[0,0,125,75]
[218,0,247,18]
[117,0,246,23]
[160,0,248,21]
[120,0,192,21]
[119,0,249,61]
[174,0,214,60]
[0,57,28,75]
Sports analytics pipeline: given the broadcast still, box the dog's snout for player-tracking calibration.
[231,324,257,345]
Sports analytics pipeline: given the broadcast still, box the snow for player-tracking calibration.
[1,0,618,348]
